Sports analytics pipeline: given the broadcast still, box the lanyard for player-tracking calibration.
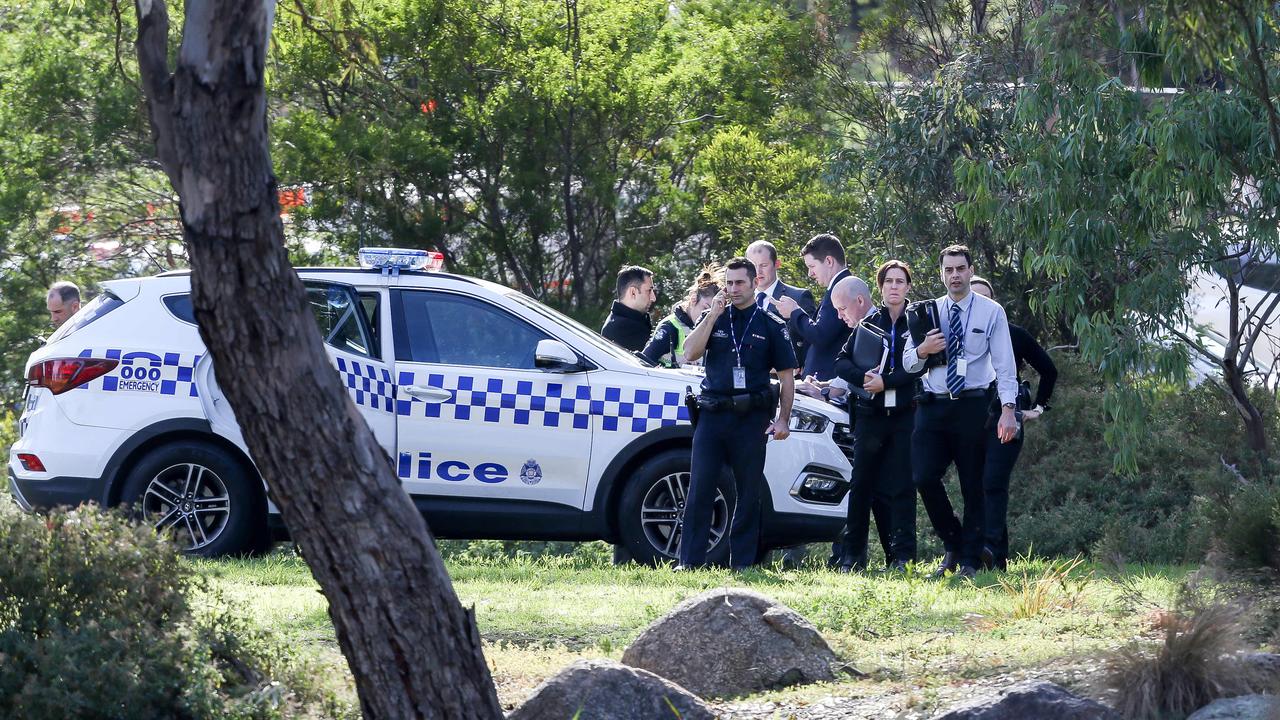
[888,317,897,374]
[730,305,759,368]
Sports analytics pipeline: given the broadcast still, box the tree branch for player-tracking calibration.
[133,0,179,183]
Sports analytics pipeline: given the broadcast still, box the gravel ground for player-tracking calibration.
[706,657,1109,720]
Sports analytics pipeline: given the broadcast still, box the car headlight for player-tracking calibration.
[789,407,828,433]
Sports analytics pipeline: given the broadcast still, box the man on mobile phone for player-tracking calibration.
[677,257,797,570]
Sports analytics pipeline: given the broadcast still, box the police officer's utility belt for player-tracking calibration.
[697,389,775,414]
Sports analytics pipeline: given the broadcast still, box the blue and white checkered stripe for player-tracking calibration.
[335,356,394,414]
[78,348,201,397]
[396,372,689,433]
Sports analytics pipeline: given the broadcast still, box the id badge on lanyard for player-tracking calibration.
[730,306,758,391]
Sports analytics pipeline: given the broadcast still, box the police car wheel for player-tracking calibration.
[119,441,260,558]
[617,449,734,567]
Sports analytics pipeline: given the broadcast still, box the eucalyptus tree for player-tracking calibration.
[956,1,1280,470]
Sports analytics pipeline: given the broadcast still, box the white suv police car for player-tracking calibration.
[10,249,854,563]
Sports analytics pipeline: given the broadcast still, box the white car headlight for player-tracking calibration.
[789,407,829,433]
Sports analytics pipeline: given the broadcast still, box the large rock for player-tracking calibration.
[506,659,714,720]
[1186,695,1280,720]
[620,588,837,698]
[1237,652,1280,684]
[929,681,1119,720]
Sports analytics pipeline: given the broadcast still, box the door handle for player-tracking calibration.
[403,385,453,403]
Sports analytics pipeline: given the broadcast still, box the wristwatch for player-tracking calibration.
[1002,402,1016,409]
[820,387,831,400]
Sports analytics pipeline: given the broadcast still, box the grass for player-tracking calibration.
[192,544,1197,714]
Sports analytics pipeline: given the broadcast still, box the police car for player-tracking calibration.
[9,249,853,563]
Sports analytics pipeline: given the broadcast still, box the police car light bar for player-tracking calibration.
[358,247,445,275]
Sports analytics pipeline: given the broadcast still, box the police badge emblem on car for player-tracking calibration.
[520,459,543,486]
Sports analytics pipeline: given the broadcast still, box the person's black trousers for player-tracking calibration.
[680,408,770,568]
[911,396,988,568]
[981,430,1023,568]
[842,406,916,566]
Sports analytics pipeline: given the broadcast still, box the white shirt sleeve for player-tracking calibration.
[902,328,925,373]
[988,303,1019,405]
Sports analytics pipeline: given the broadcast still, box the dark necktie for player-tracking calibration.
[756,292,767,311]
[946,303,965,395]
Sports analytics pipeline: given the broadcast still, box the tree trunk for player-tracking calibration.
[131,1,503,718]
[1224,358,1270,467]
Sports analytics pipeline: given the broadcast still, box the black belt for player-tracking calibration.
[925,388,989,400]
[698,390,774,413]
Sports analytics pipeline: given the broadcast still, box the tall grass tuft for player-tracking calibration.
[1103,592,1265,720]
[997,555,1090,620]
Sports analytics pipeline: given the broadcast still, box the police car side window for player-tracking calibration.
[359,293,380,356]
[162,294,196,325]
[394,291,549,369]
[305,284,375,358]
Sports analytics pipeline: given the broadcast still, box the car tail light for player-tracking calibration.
[17,454,46,472]
[26,358,119,395]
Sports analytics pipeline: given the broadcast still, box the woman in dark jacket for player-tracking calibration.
[969,276,1057,571]
[830,260,923,571]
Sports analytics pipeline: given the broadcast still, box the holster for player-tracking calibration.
[684,386,701,427]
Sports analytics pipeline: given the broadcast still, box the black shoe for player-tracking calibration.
[887,559,909,573]
[956,565,978,579]
[931,551,958,578]
[979,546,996,570]
[837,563,855,574]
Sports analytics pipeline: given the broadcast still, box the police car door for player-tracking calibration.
[302,282,396,456]
[390,289,591,510]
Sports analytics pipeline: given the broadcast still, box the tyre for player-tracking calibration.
[617,448,735,566]
[119,440,262,557]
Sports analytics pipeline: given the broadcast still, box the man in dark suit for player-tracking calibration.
[601,266,656,352]
[773,233,853,381]
[746,240,815,369]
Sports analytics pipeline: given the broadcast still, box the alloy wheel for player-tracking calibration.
[141,462,231,551]
[640,470,728,559]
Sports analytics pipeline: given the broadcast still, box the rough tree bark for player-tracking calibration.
[131,1,503,717]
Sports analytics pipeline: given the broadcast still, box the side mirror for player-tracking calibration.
[535,339,583,372]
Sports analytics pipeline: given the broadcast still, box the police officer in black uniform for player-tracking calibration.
[832,261,923,571]
[678,257,797,570]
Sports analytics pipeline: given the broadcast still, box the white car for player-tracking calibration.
[10,249,853,563]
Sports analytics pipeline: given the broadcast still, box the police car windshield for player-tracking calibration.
[505,292,653,367]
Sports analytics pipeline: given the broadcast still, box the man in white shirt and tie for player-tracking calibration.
[902,245,1019,578]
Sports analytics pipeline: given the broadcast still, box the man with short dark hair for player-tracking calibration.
[601,266,657,352]
[745,240,815,366]
[47,281,82,329]
[678,257,797,570]
[773,233,852,381]
[902,245,1019,578]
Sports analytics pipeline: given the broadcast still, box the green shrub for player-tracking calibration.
[1202,480,1280,570]
[0,505,353,720]
[1010,356,1241,563]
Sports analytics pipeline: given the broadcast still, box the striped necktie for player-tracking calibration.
[946,303,965,395]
